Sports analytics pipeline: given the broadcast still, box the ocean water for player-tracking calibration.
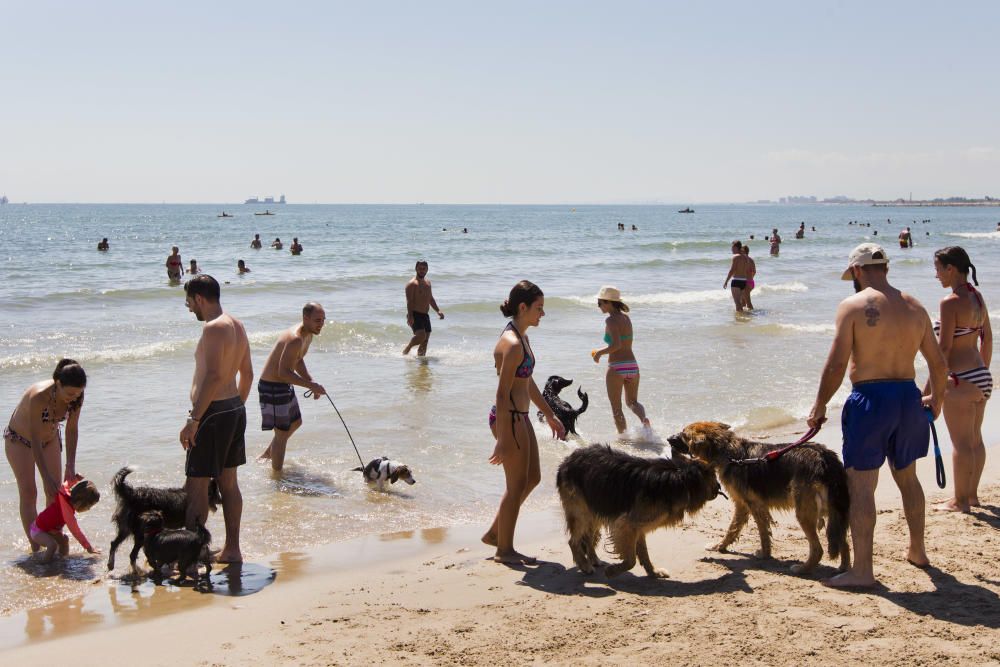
[1,203,998,614]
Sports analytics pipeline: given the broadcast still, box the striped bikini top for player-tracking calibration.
[933,284,985,341]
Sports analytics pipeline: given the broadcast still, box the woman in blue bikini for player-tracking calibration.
[591,286,650,434]
[4,359,87,551]
[929,247,992,512]
[483,280,564,564]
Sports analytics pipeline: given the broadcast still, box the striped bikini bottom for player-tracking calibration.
[950,367,993,400]
[609,360,639,379]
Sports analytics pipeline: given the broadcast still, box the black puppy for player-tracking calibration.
[139,510,212,583]
[537,375,588,435]
[107,466,221,572]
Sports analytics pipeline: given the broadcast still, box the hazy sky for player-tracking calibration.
[2,1,998,203]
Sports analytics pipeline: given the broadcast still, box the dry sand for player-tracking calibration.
[3,436,999,666]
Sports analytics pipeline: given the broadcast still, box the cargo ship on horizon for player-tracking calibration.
[245,194,286,205]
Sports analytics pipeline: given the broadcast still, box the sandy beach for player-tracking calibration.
[4,420,998,667]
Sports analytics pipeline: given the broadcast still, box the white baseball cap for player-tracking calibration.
[841,243,889,280]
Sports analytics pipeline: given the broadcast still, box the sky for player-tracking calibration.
[2,1,999,204]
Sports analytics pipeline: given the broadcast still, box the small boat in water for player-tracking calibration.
[254,210,275,216]
[217,212,234,218]
[678,207,694,213]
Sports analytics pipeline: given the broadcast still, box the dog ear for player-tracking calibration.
[389,468,400,484]
[717,422,731,431]
[352,467,363,472]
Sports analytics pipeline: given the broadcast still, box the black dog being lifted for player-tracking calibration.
[107,466,221,572]
[536,375,588,435]
[140,510,212,583]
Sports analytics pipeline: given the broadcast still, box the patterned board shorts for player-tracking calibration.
[259,380,302,431]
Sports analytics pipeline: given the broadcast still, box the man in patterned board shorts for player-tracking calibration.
[808,243,949,589]
[257,303,327,471]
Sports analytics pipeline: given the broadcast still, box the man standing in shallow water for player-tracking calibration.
[402,260,444,356]
[179,275,253,564]
[258,303,327,471]
[807,243,948,588]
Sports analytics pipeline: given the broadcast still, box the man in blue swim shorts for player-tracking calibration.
[808,243,948,588]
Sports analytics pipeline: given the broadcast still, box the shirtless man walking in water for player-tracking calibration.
[808,244,948,588]
[402,260,444,356]
[257,303,327,471]
[723,240,753,312]
[179,275,253,564]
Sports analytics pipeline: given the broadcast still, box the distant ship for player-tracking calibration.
[245,194,286,205]
[678,207,694,213]
[0,195,8,205]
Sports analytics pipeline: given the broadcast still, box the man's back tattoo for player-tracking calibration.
[864,298,880,327]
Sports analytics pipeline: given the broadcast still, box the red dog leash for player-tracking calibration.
[730,424,822,466]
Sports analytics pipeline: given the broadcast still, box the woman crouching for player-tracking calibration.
[484,281,564,564]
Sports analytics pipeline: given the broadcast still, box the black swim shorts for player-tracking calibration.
[186,396,247,478]
[411,310,432,333]
[730,279,747,290]
[259,380,302,431]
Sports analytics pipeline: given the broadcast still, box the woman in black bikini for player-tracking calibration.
[483,281,564,564]
[929,247,992,512]
[4,359,87,552]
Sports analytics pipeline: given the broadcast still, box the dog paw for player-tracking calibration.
[579,564,595,575]
[753,549,773,560]
[646,568,670,579]
[706,541,728,553]
[790,563,816,575]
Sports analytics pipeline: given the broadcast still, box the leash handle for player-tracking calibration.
[305,389,366,467]
[925,407,946,490]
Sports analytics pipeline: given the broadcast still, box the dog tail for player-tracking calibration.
[112,466,136,501]
[195,521,212,548]
[824,457,850,560]
[575,387,589,415]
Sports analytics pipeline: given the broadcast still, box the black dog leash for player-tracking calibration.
[305,389,365,467]
[925,407,946,489]
[729,424,822,466]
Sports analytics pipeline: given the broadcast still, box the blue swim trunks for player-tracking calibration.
[841,380,928,471]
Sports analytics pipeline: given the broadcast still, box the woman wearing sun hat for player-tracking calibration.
[591,286,650,433]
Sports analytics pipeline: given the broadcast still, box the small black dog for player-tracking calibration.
[537,375,588,435]
[108,466,221,572]
[139,510,212,583]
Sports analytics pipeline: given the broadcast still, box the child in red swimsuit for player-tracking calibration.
[30,476,100,562]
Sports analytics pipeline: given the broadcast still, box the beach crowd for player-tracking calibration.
[3,222,993,593]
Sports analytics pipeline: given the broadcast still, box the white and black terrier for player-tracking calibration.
[354,457,416,491]
[537,375,588,436]
[139,510,213,583]
[107,466,221,572]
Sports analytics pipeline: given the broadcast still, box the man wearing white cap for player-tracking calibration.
[807,243,948,588]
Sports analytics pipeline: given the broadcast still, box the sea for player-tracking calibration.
[1,202,998,615]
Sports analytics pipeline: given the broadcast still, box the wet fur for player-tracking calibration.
[556,444,721,578]
[537,375,589,435]
[107,466,220,572]
[668,421,850,574]
[139,510,212,583]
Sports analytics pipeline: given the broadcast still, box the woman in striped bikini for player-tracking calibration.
[929,246,992,512]
[591,286,650,434]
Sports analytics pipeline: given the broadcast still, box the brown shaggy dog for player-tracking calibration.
[668,422,850,574]
[556,444,722,578]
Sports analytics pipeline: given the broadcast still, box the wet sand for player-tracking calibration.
[3,419,999,666]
